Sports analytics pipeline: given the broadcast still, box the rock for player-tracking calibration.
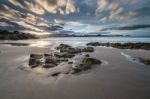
[87,42,101,46]
[56,44,95,55]
[44,54,52,57]
[87,42,150,50]
[27,44,101,75]
[45,58,58,64]
[30,54,43,59]
[70,54,101,74]
[51,72,61,77]
[68,61,73,64]
[29,58,43,68]
[71,68,82,74]
[83,47,94,52]
[54,52,75,58]
[85,54,90,57]
[138,58,150,65]
[56,44,72,50]
[43,64,55,68]
[82,58,101,65]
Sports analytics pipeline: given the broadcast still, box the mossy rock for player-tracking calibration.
[71,58,101,74]
[71,68,82,74]
[83,47,94,52]
[29,58,43,68]
[55,52,75,58]
[30,54,43,59]
[44,54,52,57]
[87,42,101,46]
[45,58,58,64]
[138,58,150,65]
[43,64,55,68]
[82,58,101,65]
[56,44,72,50]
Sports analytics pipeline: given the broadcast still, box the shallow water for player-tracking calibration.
[0,37,150,48]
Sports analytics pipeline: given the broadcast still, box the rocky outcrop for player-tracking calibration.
[87,42,150,50]
[27,44,101,77]
[56,44,94,54]
[0,30,38,40]
[71,54,101,74]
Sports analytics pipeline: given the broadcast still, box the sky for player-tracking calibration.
[0,0,150,36]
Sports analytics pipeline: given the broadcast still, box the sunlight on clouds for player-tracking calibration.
[36,0,57,14]
[96,0,144,21]
[54,19,65,25]
[65,0,76,14]
[23,13,49,26]
[25,1,45,15]
[16,21,42,31]
[36,0,77,15]
[0,4,24,19]
[21,30,51,35]
[9,0,45,15]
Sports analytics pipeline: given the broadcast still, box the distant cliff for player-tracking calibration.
[0,30,38,40]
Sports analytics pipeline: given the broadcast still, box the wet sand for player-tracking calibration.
[0,45,150,99]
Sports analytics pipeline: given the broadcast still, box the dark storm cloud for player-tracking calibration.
[46,25,64,31]
[100,24,150,31]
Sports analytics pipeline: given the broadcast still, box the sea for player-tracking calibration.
[0,37,150,48]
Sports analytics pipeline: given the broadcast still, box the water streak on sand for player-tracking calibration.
[121,52,144,65]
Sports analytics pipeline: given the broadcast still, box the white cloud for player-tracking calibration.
[66,21,82,26]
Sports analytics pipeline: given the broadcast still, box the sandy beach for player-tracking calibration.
[0,44,150,99]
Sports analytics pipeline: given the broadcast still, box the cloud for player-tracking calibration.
[23,13,49,27]
[100,24,150,31]
[54,19,65,25]
[9,0,45,15]
[96,0,150,22]
[12,0,77,15]
[109,7,126,20]
[0,0,150,36]
[36,0,78,15]
[47,25,63,31]
[0,4,25,19]
[66,21,82,26]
